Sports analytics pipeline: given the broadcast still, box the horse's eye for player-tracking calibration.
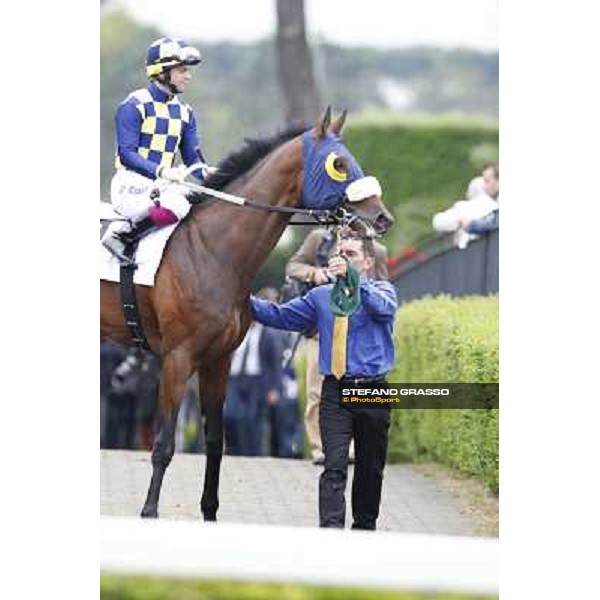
[325,152,348,182]
[333,156,347,172]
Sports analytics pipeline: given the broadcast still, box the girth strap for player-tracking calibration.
[119,243,153,353]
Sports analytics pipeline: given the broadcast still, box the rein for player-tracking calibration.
[180,179,339,225]
[151,162,341,226]
[152,163,374,231]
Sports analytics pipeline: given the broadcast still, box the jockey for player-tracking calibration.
[103,37,212,264]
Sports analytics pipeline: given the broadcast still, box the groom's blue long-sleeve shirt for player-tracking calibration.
[250,279,398,378]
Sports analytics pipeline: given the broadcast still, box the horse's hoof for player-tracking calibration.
[202,511,217,522]
[141,506,158,518]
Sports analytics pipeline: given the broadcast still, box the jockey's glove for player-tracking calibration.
[159,165,187,183]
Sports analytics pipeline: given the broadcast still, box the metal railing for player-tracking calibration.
[390,229,499,305]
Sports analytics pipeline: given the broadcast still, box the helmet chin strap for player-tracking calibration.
[157,70,180,96]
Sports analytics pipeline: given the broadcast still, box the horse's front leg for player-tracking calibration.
[141,346,195,518]
[198,355,231,521]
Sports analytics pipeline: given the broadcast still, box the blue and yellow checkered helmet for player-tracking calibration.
[146,38,202,78]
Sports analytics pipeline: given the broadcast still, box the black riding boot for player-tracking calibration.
[118,216,157,245]
[103,215,158,266]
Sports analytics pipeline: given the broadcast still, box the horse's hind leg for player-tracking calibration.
[141,347,194,518]
[198,356,230,521]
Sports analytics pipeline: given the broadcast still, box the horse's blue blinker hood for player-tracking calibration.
[301,131,364,210]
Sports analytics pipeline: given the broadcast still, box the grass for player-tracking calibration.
[100,576,497,600]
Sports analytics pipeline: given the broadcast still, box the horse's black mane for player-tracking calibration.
[187,123,310,205]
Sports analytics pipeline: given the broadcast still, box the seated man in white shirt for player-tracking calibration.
[432,163,499,248]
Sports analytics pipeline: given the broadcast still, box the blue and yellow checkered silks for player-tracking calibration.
[146,37,201,78]
[114,88,191,172]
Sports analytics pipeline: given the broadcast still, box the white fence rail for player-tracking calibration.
[100,517,498,595]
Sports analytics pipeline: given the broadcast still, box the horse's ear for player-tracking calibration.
[330,109,348,136]
[315,105,332,139]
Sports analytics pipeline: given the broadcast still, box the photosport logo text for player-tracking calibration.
[338,384,499,409]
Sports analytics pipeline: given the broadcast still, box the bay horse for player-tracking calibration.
[100,108,394,520]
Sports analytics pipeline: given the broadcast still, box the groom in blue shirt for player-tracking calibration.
[250,236,398,530]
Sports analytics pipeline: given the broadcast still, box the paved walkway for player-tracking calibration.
[101,450,475,535]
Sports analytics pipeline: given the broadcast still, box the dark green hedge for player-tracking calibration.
[345,116,499,252]
[387,295,499,492]
[293,295,499,492]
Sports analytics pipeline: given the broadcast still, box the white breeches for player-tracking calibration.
[110,169,191,220]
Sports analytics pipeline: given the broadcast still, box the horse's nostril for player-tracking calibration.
[375,213,393,234]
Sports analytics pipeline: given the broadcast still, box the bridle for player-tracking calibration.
[151,162,379,234]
